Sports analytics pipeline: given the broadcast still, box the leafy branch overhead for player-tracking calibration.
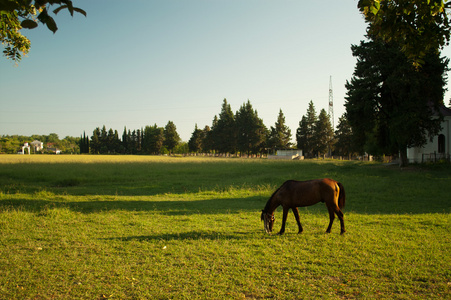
[358,0,451,67]
[0,0,86,62]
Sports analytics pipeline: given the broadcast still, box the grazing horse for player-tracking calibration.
[261,178,346,235]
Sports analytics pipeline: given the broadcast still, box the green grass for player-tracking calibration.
[0,155,450,299]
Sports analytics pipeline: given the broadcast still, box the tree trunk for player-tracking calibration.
[399,146,409,167]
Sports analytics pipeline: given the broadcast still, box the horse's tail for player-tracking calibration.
[337,182,346,209]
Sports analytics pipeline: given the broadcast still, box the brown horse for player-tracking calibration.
[261,178,346,235]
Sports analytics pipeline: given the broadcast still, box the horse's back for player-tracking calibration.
[278,179,336,207]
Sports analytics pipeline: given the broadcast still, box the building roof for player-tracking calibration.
[439,105,451,117]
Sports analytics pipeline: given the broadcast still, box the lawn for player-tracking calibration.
[0,155,450,299]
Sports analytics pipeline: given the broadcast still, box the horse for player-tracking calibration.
[261,178,346,235]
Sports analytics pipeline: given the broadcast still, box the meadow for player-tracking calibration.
[0,155,450,299]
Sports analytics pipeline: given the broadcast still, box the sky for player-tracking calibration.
[2,1,451,143]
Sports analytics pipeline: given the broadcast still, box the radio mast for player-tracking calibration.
[328,76,334,129]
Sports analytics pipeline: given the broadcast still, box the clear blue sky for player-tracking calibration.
[1,1,451,142]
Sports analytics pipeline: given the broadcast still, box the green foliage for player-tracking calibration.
[210,99,237,154]
[0,156,450,299]
[314,109,335,156]
[0,133,79,154]
[188,124,204,153]
[334,114,359,157]
[345,37,449,166]
[235,100,268,155]
[358,0,451,67]
[296,101,335,158]
[163,121,180,154]
[0,0,86,62]
[143,124,164,155]
[267,109,292,152]
[296,100,317,157]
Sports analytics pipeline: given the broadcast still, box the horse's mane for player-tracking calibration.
[263,181,288,212]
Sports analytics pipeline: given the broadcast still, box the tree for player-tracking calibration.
[358,0,451,67]
[235,100,267,156]
[188,124,203,153]
[210,99,236,155]
[90,127,101,154]
[1,0,86,62]
[202,125,213,154]
[345,37,448,166]
[334,114,359,158]
[163,121,180,154]
[313,109,335,157]
[296,101,317,158]
[142,124,165,155]
[79,131,89,154]
[267,109,292,152]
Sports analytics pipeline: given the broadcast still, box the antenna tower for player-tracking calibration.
[328,76,334,129]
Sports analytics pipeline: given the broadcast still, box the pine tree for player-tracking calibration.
[164,121,180,154]
[334,114,358,158]
[121,127,128,154]
[345,38,448,166]
[296,101,317,157]
[235,100,267,156]
[314,109,335,156]
[90,127,101,154]
[211,99,236,155]
[268,109,292,152]
[188,124,204,153]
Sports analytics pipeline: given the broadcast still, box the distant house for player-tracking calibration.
[31,140,43,152]
[268,149,303,160]
[407,105,451,163]
[47,147,61,154]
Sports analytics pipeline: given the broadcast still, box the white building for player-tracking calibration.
[30,140,43,152]
[407,105,451,163]
[268,149,303,160]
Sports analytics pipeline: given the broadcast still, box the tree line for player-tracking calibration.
[79,122,182,155]
[77,99,357,158]
[0,134,79,154]
[0,99,359,157]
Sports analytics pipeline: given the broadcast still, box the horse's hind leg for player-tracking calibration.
[278,207,289,235]
[336,209,346,234]
[292,207,303,233]
[326,206,335,233]
[326,205,346,234]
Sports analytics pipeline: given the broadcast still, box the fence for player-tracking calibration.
[422,153,450,163]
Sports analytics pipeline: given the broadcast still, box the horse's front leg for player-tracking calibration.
[292,207,303,234]
[278,207,289,235]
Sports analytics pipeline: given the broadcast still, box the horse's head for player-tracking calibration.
[261,210,275,234]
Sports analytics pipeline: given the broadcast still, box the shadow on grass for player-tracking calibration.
[2,194,450,215]
[102,230,259,242]
[0,196,265,215]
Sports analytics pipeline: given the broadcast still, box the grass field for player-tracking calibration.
[0,155,450,299]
